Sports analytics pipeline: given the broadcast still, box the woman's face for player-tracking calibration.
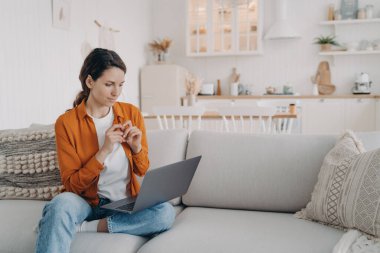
[87,67,125,107]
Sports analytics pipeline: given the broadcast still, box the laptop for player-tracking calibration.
[100,156,202,214]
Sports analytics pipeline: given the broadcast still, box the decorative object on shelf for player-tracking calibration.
[199,83,214,95]
[185,72,202,106]
[265,86,277,94]
[344,41,359,51]
[327,4,335,21]
[311,83,319,96]
[245,85,254,95]
[352,72,372,94]
[238,84,246,95]
[311,61,336,95]
[340,0,358,20]
[334,10,342,20]
[229,68,240,96]
[283,84,294,95]
[149,37,172,64]
[216,79,222,96]
[373,39,380,50]
[318,84,336,95]
[314,35,340,51]
[289,103,296,114]
[365,5,374,19]
[357,8,366,19]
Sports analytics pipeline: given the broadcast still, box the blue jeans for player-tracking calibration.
[35,192,175,253]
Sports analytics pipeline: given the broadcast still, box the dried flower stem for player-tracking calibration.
[185,72,202,95]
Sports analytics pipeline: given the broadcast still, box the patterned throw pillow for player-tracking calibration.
[0,125,63,200]
[296,131,380,238]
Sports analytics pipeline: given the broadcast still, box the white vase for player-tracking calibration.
[156,52,168,64]
[312,84,319,96]
[188,94,196,106]
[230,82,239,96]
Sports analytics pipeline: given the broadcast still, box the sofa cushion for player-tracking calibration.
[146,129,188,171]
[137,207,344,253]
[71,233,148,253]
[146,129,188,206]
[183,131,338,212]
[297,131,380,237]
[0,200,149,253]
[0,125,62,200]
[183,131,380,213]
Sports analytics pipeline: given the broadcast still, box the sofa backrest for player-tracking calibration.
[146,129,188,170]
[183,131,380,213]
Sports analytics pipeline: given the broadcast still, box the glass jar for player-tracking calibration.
[289,104,296,114]
[365,5,374,19]
[357,8,366,19]
[334,10,342,20]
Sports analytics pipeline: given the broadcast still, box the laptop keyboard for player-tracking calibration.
[118,202,135,211]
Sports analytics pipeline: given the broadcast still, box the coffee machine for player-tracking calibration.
[352,72,371,94]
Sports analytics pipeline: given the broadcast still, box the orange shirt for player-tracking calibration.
[54,100,149,206]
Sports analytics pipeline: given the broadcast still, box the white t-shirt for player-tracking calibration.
[89,108,130,201]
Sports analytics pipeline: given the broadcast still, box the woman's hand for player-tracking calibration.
[122,121,142,154]
[96,124,124,164]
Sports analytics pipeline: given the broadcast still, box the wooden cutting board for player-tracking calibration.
[314,61,336,95]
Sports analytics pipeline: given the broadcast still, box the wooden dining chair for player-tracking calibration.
[152,106,205,132]
[217,106,277,133]
[256,100,301,134]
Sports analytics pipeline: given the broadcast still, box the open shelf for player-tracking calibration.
[319,18,380,25]
[319,50,380,56]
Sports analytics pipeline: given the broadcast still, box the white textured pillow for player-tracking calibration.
[296,131,380,238]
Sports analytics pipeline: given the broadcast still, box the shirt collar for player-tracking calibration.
[77,99,125,121]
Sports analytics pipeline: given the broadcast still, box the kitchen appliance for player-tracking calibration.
[200,83,215,95]
[352,72,371,94]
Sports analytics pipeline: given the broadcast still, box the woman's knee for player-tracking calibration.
[43,192,89,221]
[154,202,175,231]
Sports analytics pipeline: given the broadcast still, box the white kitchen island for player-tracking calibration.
[177,94,380,134]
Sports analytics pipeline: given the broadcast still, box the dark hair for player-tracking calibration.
[73,48,127,108]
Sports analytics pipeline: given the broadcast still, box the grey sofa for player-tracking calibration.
[1,129,380,253]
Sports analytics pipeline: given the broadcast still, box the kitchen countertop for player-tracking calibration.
[182,94,380,99]
[143,111,297,119]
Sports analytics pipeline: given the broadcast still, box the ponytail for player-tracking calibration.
[73,90,89,108]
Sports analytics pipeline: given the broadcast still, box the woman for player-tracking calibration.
[35,48,175,253]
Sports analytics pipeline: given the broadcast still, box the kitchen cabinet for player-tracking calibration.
[187,0,263,56]
[318,18,380,57]
[301,99,345,134]
[302,98,376,134]
[345,98,376,132]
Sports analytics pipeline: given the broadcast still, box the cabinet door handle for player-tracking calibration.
[357,98,362,103]
[319,99,325,103]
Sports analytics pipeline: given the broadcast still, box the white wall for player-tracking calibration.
[152,0,380,96]
[0,0,153,130]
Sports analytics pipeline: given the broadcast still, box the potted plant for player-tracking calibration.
[313,35,339,51]
[149,37,172,63]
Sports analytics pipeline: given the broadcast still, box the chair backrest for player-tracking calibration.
[152,106,205,132]
[217,106,277,133]
[256,100,301,134]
